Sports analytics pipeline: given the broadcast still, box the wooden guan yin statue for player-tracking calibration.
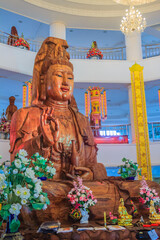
[9,37,160,227]
[10,37,107,181]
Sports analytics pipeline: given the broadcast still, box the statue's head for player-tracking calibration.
[150,200,154,206]
[120,198,124,205]
[9,96,15,105]
[32,37,74,105]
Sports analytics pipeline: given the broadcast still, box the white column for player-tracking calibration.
[50,22,66,40]
[128,84,136,143]
[125,31,142,61]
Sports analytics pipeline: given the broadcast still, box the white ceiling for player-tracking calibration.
[1,0,160,29]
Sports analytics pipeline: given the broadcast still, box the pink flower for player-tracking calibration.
[71,200,75,204]
[75,203,80,209]
[146,191,150,196]
[146,197,149,201]
[139,197,145,204]
[79,196,83,201]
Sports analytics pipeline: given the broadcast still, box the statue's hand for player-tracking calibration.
[40,107,59,146]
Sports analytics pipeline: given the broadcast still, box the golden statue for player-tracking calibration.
[118,198,132,226]
[149,200,160,224]
[10,37,107,181]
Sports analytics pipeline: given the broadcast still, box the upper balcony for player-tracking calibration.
[1,30,160,85]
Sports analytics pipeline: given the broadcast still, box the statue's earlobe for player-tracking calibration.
[40,75,46,101]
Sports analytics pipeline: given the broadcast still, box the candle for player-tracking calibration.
[104,212,106,227]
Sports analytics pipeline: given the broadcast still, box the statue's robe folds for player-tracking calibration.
[10,105,107,180]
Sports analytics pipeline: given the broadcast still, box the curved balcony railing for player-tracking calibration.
[143,43,160,59]
[0,30,160,60]
[68,46,126,60]
[91,122,160,143]
[0,30,42,52]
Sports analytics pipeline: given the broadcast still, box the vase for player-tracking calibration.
[89,56,99,60]
[0,214,23,240]
[0,132,5,139]
[126,176,135,180]
[18,46,28,50]
[80,208,89,224]
[6,214,18,234]
[0,132,9,140]
[38,177,47,181]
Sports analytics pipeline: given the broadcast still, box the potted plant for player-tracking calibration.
[86,41,103,59]
[67,176,97,224]
[0,149,56,238]
[108,212,118,224]
[118,157,141,180]
[139,177,160,208]
[0,113,10,139]
[31,152,56,180]
[13,34,30,50]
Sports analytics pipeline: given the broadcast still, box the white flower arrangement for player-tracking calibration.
[0,150,56,233]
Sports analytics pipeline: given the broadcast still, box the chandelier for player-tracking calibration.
[113,0,156,5]
[120,5,146,34]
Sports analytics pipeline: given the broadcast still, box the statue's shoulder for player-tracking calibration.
[11,106,42,130]
[13,106,41,118]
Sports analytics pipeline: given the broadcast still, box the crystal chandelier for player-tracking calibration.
[113,0,156,5]
[120,5,146,34]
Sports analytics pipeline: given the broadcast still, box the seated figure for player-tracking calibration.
[118,198,132,226]
[9,37,160,225]
[10,37,107,181]
[149,200,160,223]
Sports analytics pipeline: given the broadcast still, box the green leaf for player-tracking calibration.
[45,197,50,205]
[0,221,3,227]
[1,210,10,220]
[32,203,44,210]
[2,204,11,211]
[10,218,20,233]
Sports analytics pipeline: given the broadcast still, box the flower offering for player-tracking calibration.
[0,149,56,232]
[86,41,103,59]
[14,37,30,50]
[67,176,97,210]
[139,176,160,208]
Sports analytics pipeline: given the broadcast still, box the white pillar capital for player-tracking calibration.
[50,22,66,40]
[125,31,142,61]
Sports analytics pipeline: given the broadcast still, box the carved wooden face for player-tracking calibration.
[46,64,74,102]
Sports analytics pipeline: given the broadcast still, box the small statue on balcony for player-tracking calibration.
[10,37,107,181]
[7,26,19,46]
[6,96,17,121]
[118,198,132,226]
